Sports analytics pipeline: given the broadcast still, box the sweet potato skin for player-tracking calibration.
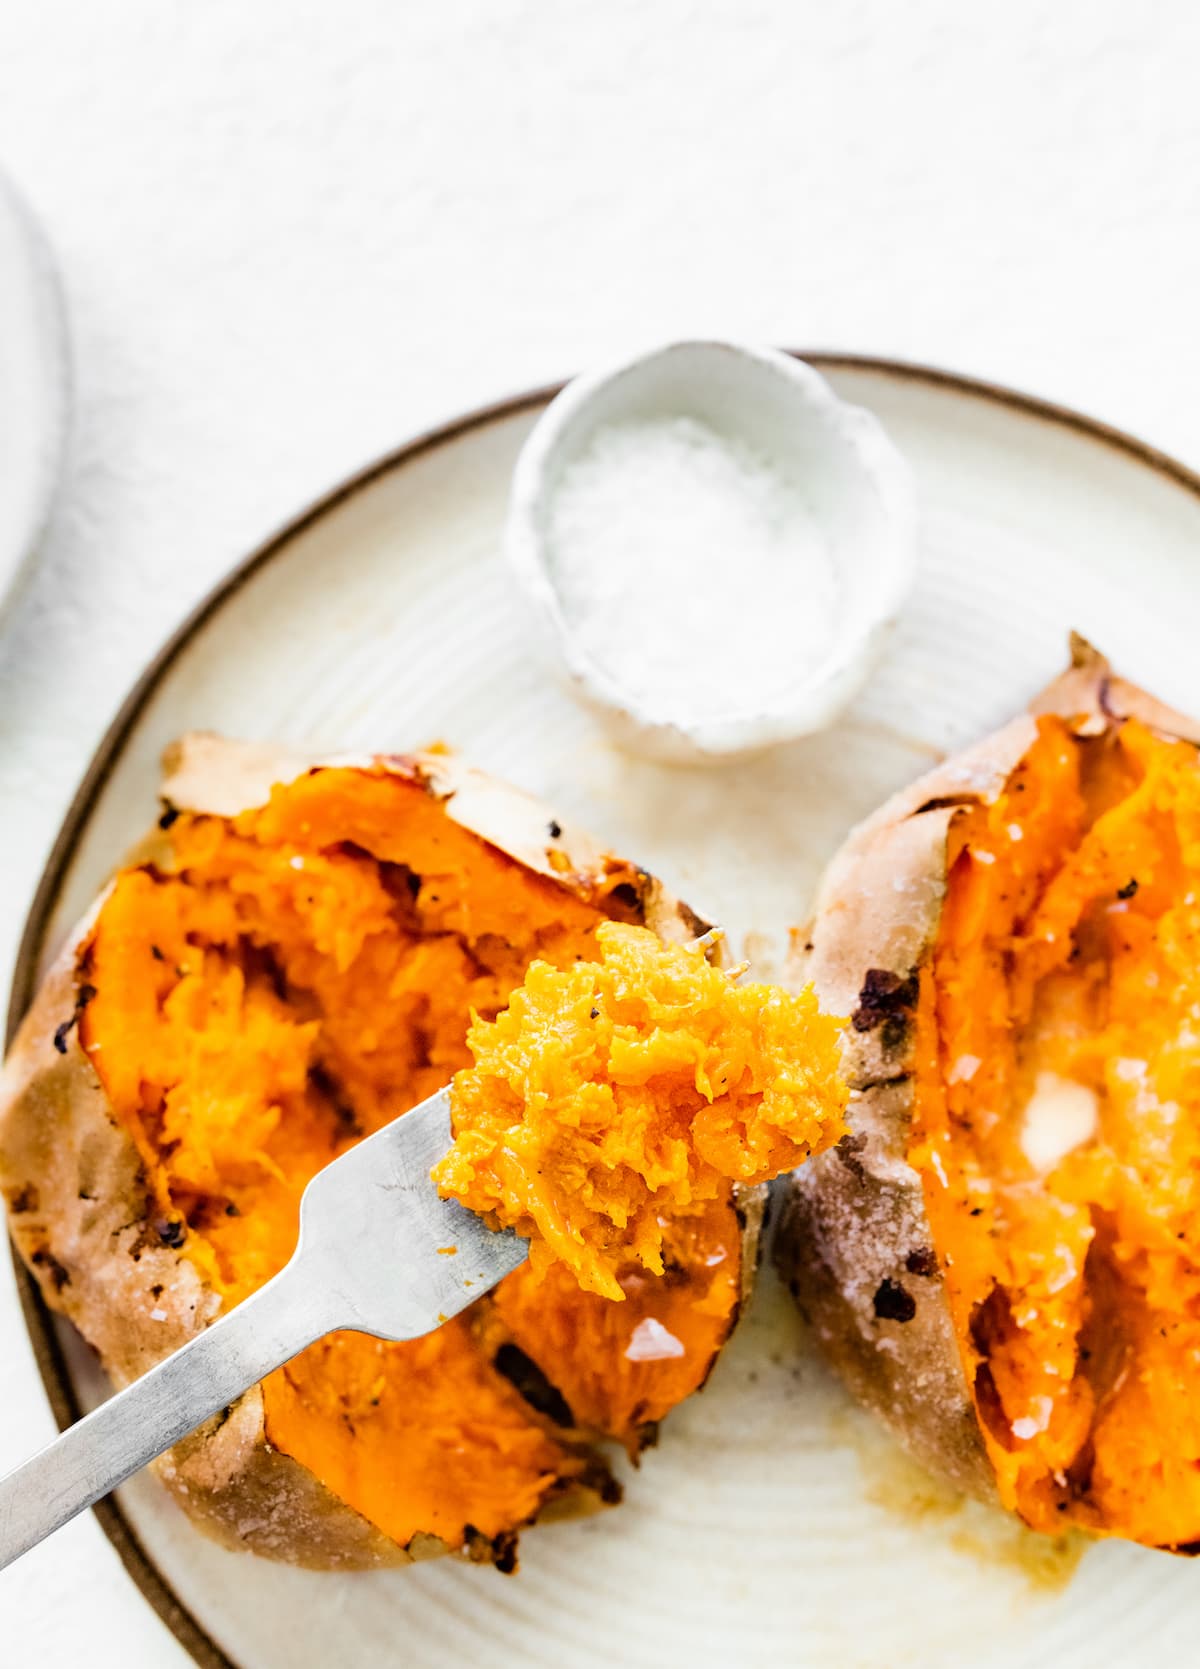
[775,637,1200,1506]
[0,736,755,1569]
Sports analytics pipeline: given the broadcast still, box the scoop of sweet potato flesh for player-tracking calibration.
[913,715,1200,1545]
[436,921,847,1300]
[79,768,743,1557]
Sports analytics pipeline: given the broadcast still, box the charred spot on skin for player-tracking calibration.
[905,1246,938,1277]
[157,802,180,831]
[7,1183,39,1214]
[155,1216,187,1249]
[858,1070,911,1092]
[491,1530,519,1574]
[834,1131,868,1181]
[31,1247,70,1291]
[913,793,979,816]
[851,968,919,1035]
[880,1014,909,1051]
[872,1277,916,1322]
[463,1523,518,1572]
[636,1420,661,1453]
[1117,877,1138,900]
[53,981,98,1054]
[493,1343,575,1428]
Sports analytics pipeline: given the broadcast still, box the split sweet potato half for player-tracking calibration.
[779,639,1200,1549]
[0,737,765,1570]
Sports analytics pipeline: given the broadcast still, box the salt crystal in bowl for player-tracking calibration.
[505,341,916,764]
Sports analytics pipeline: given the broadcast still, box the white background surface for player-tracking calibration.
[3,3,1200,1663]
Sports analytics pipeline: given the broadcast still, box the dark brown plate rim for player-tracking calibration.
[9,351,1200,1669]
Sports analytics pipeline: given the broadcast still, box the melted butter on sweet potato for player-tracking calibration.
[435,922,847,1300]
[913,715,1200,1546]
[78,767,746,1558]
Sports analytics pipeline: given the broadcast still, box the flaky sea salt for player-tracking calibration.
[546,415,835,726]
[949,1053,980,1084]
[625,1316,686,1362]
[1012,1397,1054,1441]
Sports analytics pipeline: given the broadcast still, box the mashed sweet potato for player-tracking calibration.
[436,922,847,1300]
[913,713,1200,1544]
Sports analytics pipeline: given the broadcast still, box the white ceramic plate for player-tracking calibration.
[0,170,69,624]
[13,358,1200,1669]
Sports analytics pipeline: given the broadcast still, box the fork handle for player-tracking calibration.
[0,1260,333,1571]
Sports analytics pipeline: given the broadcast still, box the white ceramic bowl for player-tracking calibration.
[506,340,916,764]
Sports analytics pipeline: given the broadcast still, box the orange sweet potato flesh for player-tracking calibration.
[913,715,1200,1545]
[436,922,847,1300]
[79,768,745,1557]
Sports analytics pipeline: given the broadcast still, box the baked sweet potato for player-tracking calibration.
[0,735,765,1571]
[777,637,1200,1549]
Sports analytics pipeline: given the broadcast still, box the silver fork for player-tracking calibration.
[0,1088,527,1570]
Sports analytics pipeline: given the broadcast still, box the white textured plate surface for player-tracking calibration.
[24,362,1200,1669]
